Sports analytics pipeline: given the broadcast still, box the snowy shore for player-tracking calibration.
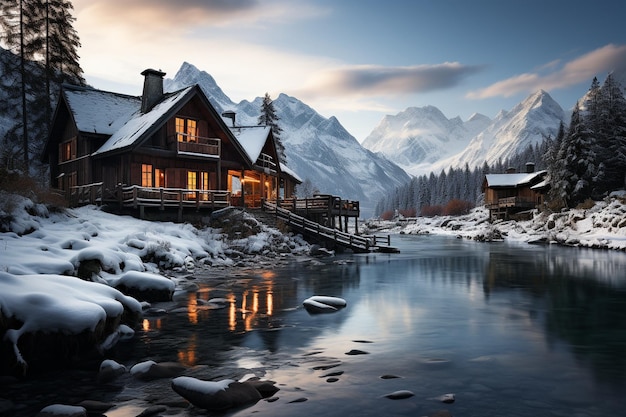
[362,193,626,252]
[1,191,625,375]
[0,193,311,375]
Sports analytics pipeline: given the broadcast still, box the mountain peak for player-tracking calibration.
[164,62,234,110]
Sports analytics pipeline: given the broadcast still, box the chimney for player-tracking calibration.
[506,167,516,174]
[525,162,535,173]
[222,110,236,127]
[141,68,166,113]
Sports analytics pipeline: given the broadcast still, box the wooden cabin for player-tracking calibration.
[483,163,548,220]
[43,69,301,216]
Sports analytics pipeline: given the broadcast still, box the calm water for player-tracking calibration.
[6,235,626,416]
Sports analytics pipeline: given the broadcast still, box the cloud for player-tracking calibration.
[467,44,626,99]
[295,62,483,99]
[73,0,326,30]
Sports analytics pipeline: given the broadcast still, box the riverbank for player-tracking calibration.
[362,193,626,252]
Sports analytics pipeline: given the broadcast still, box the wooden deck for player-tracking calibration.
[263,201,398,253]
[68,183,231,210]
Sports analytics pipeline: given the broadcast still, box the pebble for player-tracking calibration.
[345,349,369,355]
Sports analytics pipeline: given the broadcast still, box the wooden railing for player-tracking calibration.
[278,195,360,217]
[69,182,104,206]
[263,201,396,253]
[486,197,537,209]
[68,182,230,210]
[176,134,220,157]
[119,185,230,210]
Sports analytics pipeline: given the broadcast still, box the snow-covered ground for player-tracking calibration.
[363,192,626,252]
[0,192,310,372]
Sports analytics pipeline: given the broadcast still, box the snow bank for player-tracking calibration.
[0,272,141,369]
[0,194,311,372]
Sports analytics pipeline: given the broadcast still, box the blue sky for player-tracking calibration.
[73,0,626,142]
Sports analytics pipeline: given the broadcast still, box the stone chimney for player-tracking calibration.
[525,162,535,173]
[140,68,166,113]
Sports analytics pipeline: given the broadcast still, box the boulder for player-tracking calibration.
[303,296,347,314]
[36,404,86,417]
[171,377,262,411]
[130,360,186,381]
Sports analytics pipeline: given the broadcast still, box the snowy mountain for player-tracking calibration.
[361,106,491,175]
[435,89,566,172]
[164,62,411,217]
[362,90,566,176]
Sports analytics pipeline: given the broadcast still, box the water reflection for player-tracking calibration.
[8,236,626,417]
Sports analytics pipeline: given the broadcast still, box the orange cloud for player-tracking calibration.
[467,44,626,99]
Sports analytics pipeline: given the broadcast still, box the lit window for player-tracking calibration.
[155,169,165,187]
[187,171,197,189]
[142,164,153,187]
[176,117,198,142]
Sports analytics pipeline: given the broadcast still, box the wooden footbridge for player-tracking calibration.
[262,200,399,253]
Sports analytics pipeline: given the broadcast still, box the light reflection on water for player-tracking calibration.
[133,234,626,417]
[8,235,626,417]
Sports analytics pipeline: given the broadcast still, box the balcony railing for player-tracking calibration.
[176,133,220,157]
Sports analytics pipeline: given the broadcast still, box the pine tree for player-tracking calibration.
[258,93,286,164]
[561,103,597,206]
[597,73,626,192]
[0,0,83,174]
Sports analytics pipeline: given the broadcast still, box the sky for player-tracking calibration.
[72,0,626,142]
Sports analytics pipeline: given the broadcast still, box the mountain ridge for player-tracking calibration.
[363,88,566,176]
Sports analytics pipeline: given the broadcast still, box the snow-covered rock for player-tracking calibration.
[171,377,263,411]
[0,272,142,373]
[303,296,347,314]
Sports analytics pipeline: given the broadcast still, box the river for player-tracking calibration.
[5,235,626,416]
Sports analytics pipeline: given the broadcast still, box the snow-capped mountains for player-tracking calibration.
[165,62,411,217]
[362,106,491,174]
[363,89,566,176]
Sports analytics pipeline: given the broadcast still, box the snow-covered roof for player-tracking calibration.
[485,170,546,188]
[280,162,302,183]
[229,126,270,163]
[64,86,140,135]
[93,87,193,156]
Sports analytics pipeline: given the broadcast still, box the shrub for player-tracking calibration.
[443,199,474,216]
[379,210,394,220]
[398,208,417,218]
[420,205,443,217]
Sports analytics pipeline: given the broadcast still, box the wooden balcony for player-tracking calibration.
[176,133,220,158]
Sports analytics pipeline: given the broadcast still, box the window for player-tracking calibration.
[187,171,197,199]
[155,169,165,187]
[176,117,198,142]
[141,164,153,187]
[200,171,209,200]
[59,137,76,162]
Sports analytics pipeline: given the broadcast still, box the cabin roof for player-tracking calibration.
[230,126,271,163]
[92,87,194,156]
[280,163,302,183]
[63,85,140,135]
[485,170,546,188]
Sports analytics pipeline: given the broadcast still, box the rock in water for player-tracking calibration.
[384,390,415,400]
[37,404,87,417]
[303,295,347,314]
[171,377,262,411]
[130,361,185,381]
